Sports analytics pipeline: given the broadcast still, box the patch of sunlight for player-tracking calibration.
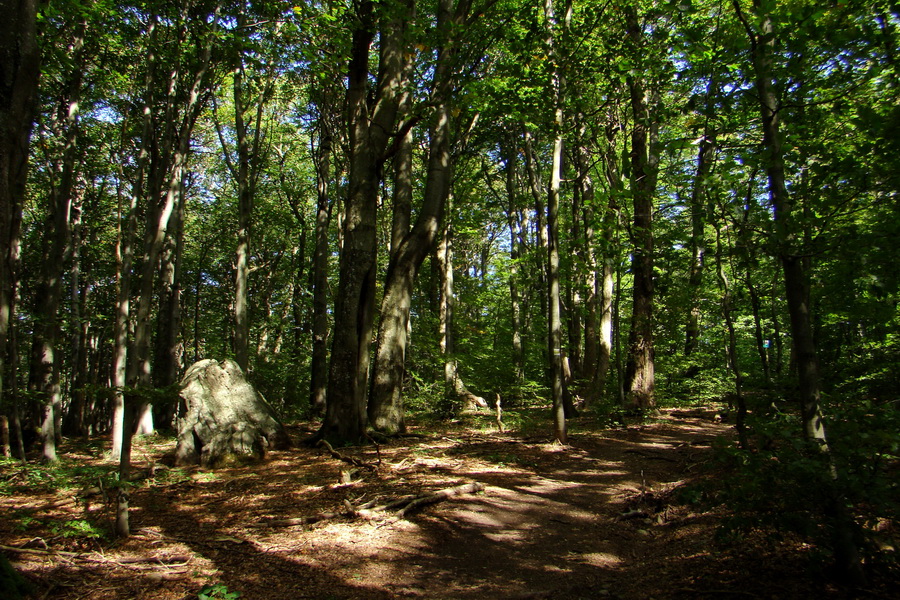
[577,552,623,567]
[484,529,529,543]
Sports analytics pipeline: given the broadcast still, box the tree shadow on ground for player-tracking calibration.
[3,409,881,599]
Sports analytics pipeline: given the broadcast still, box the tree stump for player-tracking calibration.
[175,359,291,467]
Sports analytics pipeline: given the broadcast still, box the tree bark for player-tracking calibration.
[545,0,568,442]
[317,0,410,445]
[0,0,41,455]
[118,3,221,536]
[502,140,526,394]
[684,128,714,357]
[369,0,469,435]
[714,223,748,449]
[30,22,86,461]
[623,5,658,412]
[309,114,333,416]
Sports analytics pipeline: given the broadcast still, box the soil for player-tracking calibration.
[0,406,885,599]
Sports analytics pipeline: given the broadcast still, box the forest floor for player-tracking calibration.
[0,405,890,599]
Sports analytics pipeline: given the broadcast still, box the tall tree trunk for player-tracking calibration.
[62,191,87,437]
[574,116,597,401]
[232,61,252,373]
[502,140,526,394]
[736,170,773,386]
[31,26,85,461]
[111,12,158,462]
[623,5,658,411]
[586,116,622,407]
[0,0,41,457]
[684,129,714,357]
[714,223,748,449]
[735,0,864,583]
[118,4,221,537]
[369,0,468,435]
[317,0,410,445]
[523,128,549,372]
[437,202,469,402]
[309,118,333,415]
[152,172,186,431]
[544,0,572,442]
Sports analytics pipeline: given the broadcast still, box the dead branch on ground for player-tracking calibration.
[0,544,191,567]
[258,482,487,527]
[317,440,378,472]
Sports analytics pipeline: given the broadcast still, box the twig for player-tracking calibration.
[619,509,650,520]
[676,590,760,598]
[0,544,190,566]
[256,511,345,527]
[317,440,378,472]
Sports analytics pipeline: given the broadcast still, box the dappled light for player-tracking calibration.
[2,0,898,597]
[5,408,887,598]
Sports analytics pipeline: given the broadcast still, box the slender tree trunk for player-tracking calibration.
[118,5,221,537]
[574,116,598,402]
[684,129,714,357]
[735,0,864,583]
[369,0,467,434]
[436,203,469,402]
[623,5,658,411]
[502,141,526,394]
[31,28,86,461]
[586,117,621,407]
[111,12,157,461]
[152,173,186,431]
[544,0,572,441]
[308,90,336,415]
[523,128,549,372]
[232,60,252,373]
[62,192,87,436]
[714,223,748,449]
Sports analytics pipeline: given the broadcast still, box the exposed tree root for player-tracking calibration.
[257,481,487,527]
[317,440,379,472]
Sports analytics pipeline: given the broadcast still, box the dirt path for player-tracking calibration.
[1,407,848,599]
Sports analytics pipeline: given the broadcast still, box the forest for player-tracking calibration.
[1,0,898,598]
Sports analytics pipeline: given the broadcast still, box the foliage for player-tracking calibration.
[701,405,899,570]
[198,583,242,600]
[0,457,117,496]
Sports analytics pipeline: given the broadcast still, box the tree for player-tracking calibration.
[622,3,661,412]
[544,0,570,442]
[369,0,475,435]
[0,0,42,461]
[732,0,865,582]
[317,0,411,445]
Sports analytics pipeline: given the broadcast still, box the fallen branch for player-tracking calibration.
[317,440,378,472]
[619,509,650,520]
[258,482,487,527]
[0,544,190,566]
[396,482,486,517]
[256,510,346,527]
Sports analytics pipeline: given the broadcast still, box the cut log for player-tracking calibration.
[175,359,291,467]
